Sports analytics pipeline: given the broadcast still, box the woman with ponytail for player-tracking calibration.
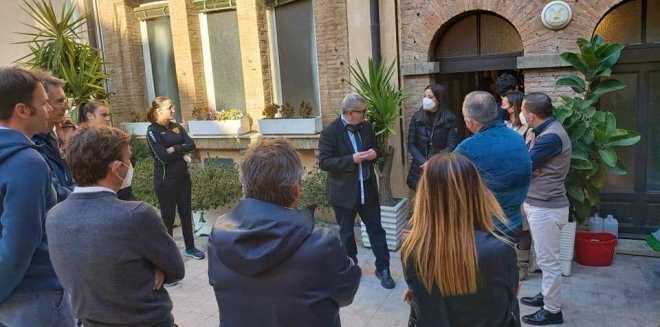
[146,96,204,261]
[77,100,111,128]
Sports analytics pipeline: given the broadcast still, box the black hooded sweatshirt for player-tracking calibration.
[208,198,361,327]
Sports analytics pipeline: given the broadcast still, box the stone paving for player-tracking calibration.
[168,228,660,327]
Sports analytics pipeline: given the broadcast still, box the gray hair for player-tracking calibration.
[40,73,65,93]
[462,91,499,125]
[341,93,366,113]
[239,138,303,207]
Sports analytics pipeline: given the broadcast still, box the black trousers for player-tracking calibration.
[155,174,195,251]
[333,197,390,271]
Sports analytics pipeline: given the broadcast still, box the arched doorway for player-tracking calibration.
[595,0,660,237]
[430,11,523,139]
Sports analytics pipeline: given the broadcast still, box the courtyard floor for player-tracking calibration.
[168,226,660,327]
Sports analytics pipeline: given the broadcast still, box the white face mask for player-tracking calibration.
[114,161,133,189]
[519,112,528,126]
[422,97,435,111]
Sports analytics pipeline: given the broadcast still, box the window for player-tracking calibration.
[594,0,660,45]
[268,0,320,116]
[140,15,182,121]
[200,9,246,112]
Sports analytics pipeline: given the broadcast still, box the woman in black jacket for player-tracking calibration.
[78,100,134,201]
[146,96,204,260]
[406,84,458,189]
[402,153,520,327]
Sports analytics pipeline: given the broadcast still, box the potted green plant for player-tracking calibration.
[349,59,408,250]
[190,159,242,236]
[296,169,335,224]
[553,35,640,275]
[188,108,250,136]
[17,0,108,107]
[257,101,323,135]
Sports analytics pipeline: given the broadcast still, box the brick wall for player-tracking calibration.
[255,0,273,108]
[97,0,147,123]
[314,0,351,125]
[524,68,575,103]
[236,0,271,124]
[399,0,628,65]
[169,0,208,122]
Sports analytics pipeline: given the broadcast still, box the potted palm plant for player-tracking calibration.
[553,35,640,275]
[257,101,323,135]
[17,0,108,108]
[349,59,408,251]
[188,108,250,136]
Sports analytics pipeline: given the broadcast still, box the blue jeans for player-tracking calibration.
[0,289,74,327]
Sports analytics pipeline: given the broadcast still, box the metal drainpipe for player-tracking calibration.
[370,0,381,63]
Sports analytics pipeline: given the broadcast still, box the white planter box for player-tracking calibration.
[361,198,409,251]
[257,117,322,135]
[560,221,577,276]
[188,118,249,136]
[121,122,150,136]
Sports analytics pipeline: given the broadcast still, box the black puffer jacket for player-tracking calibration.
[406,109,458,188]
[208,199,362,327]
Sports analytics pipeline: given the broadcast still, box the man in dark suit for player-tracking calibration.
[319,94,395,289]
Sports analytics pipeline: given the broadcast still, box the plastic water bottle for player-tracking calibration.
[604,215,619,238]
[590,213,604,232]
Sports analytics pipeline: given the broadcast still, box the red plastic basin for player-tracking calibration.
[574,231,617,267]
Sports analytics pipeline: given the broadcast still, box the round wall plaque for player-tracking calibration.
[541,1,573,30]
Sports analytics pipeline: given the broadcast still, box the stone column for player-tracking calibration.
[236,0,272,125]
[169,0,208,122]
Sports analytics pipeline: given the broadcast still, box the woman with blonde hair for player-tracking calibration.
[402,153,520,327]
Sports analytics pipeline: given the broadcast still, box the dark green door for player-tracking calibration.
[600,58,660,237]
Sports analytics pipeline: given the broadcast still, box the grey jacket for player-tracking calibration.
[526,120,572,208]
[46,191,184,326]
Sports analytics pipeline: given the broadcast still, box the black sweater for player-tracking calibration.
[146,122,196,184]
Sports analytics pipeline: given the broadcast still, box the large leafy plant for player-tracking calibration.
[17,0,107,106]
[349,59,407,203]
[554,35,640,224]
